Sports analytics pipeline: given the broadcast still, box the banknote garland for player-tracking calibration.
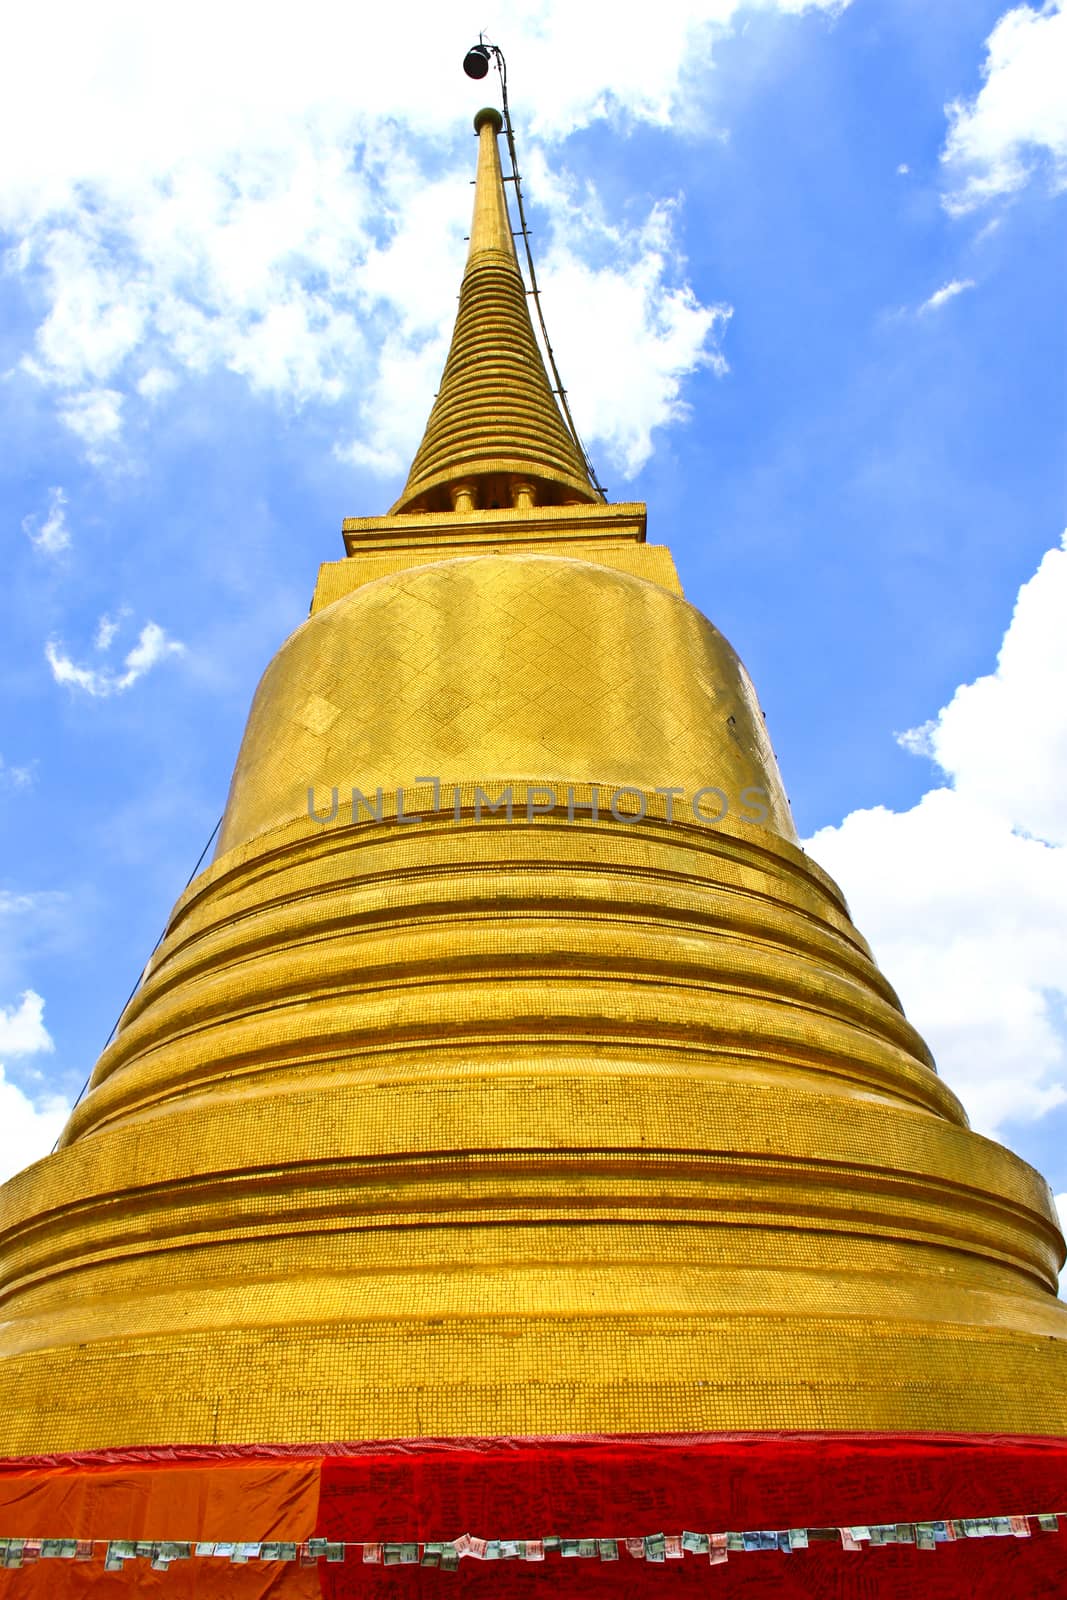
[0,1515,1061,1570]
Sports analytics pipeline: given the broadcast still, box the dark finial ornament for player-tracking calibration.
[463,43,492,79]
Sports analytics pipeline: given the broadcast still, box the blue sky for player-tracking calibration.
[2,2,1066,1211]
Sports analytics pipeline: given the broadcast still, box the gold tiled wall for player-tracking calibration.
[312,544,682,612]
[1,789,1065,1451]
[220,553,793,856]
[1,545,1065,1455]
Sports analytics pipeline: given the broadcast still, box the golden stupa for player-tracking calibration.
[1,106,1065,1459]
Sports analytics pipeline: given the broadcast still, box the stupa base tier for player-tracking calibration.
[0,1433,1065,1596]
[3,1290,1067,1453]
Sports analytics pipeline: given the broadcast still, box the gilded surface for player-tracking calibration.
[218,552,795,855]
[342,502,647,556]
[312,542,683,611]
[0,97,1065,1459]
[392,113,596,512]
[321,500,674,610]
[1,754,1065,1449]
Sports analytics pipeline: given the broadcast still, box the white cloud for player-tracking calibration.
[337,160,731,481]
[21,485,70,553]
[806,532,1067,1137]
[0,1069,68,1183]
[896,162,910,175]
[0,990,53,1058]
[0,992,68,1184]
[0,755,34,791]
[943,0,1067,212]
[56,389,124,459]
[917,278,976,314]
[0,891,49,917]
[94,608,130,652]
[901,535,1067,847]
[0,0,846,469]
[527,165,732,478]
[137,366,178,401]
[47,619,186,698]
[122,622,185,681]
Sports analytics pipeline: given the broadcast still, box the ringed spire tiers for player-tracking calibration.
[391,107,599,514]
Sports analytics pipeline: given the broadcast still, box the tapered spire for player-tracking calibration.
[391,107,598,514]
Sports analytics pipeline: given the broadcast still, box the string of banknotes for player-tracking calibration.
[0,1515,1061,1571]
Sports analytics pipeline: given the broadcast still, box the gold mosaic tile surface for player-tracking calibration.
[0,734,1064,1448]
[217,553,795,857]
[0,102,1064,1460]
[312,543,682,613]
[392,114,596,513]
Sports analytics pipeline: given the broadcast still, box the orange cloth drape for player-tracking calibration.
[0,1456,320,1597]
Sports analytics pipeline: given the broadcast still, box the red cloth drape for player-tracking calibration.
[315,1433,1067,1598]
[0,1433,1065,1595]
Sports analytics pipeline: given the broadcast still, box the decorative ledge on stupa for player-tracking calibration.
[312,500,681,611]
[342,501,646,554]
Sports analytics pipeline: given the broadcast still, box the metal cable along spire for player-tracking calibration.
[464,36,608,501]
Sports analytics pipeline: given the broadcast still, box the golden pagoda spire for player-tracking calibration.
[391,107,598,514]
[466,105,518,264]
